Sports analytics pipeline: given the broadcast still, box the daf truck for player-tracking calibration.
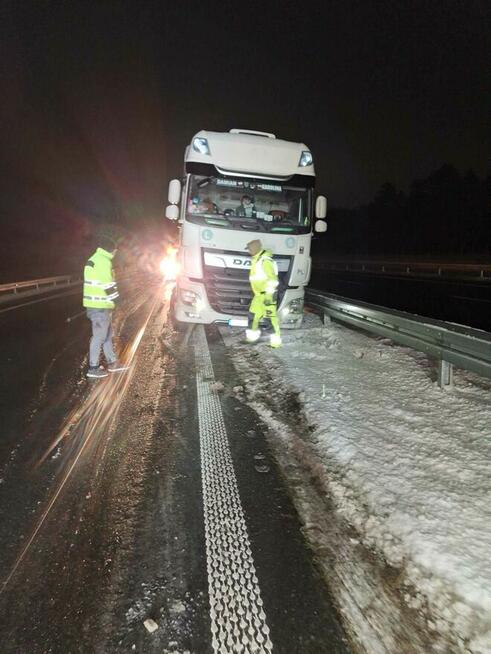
[165,128,327,328]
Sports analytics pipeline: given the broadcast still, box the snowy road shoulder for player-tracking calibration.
[220,315,491,654]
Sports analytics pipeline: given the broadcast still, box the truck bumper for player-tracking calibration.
[174,280,304,329]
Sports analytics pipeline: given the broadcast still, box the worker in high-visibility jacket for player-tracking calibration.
[245,239,282,348]
[83,236,128,378]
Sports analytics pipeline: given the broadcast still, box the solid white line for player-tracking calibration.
[194,326,273,653]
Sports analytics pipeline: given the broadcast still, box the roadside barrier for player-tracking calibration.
[306,288,491,387]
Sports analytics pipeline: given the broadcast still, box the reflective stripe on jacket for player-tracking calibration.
[83,248,118,309]
[249,249,279,296]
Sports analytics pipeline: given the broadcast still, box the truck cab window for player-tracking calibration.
[186,175,312,233]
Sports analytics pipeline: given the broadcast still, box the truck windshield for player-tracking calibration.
[186,175,312,233]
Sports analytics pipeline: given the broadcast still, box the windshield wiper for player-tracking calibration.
[204,214,232,227]
[192,212,274,232]
[230,216,274,232]
[240,222,266,231]
[196,176,215,188]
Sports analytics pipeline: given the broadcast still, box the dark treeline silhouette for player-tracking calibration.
[315,165,491,260]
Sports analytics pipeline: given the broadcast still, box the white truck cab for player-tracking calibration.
[166,129,327,328]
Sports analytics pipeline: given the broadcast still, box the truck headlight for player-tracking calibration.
[286,298,304,315]
[193,137,211,155]
[298,151,313,167]
[181,289,201,305]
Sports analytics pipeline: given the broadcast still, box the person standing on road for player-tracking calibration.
[245,239,282,348]
[83,235,129,378]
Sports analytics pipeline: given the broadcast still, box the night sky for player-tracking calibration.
[1,0,489,247]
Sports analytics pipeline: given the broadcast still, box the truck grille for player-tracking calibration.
[204,266,252,315]
[202,248,292,316]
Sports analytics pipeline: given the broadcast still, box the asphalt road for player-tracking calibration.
[0,280,351,653]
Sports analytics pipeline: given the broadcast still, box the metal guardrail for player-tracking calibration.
[313,258,491,281]
[0,275,82,305]
[306,288,491,387]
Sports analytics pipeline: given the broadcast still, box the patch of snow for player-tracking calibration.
[169,599,186,615]
[51,446,61,460]
[221,318,491,653]
[143,618,159,633]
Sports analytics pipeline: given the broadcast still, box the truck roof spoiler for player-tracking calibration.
[229,129,276,139]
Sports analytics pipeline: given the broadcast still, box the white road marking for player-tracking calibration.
[194,325,273,653]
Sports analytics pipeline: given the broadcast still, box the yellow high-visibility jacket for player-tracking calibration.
[83,248,119,309]
[249,249,279,297]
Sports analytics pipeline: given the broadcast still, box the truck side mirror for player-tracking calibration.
[165,179,182,221]
[314,220,327,233]
[165,204,179,220]
[315,195,327,219]
[168,179,182,205]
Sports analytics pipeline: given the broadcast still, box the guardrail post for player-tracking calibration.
[437,359,453,388]
[323,312,331,325]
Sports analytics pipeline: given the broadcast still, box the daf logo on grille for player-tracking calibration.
[233,258,251,267]
[204,251,289,272]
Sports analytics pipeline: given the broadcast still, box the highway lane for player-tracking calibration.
[0,279,178,650]
[310,268,491,332]
[0,280,351,652]
[0,288,87,480]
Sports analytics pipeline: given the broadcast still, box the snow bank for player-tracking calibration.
[221,315,491,654]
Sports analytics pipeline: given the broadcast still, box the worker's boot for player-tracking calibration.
[87,366,109,379]
[269,333,282,348]
[241,328,261,345]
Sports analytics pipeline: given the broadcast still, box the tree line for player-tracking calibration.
[314,165,490,260]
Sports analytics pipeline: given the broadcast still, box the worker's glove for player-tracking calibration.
[263,293,276,306]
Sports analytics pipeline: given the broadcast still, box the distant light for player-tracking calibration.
[299,151,313,167]
[193,137,211,155]
[160,247,180,280]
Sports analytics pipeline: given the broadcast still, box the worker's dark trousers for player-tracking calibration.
[86,309,116,367]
